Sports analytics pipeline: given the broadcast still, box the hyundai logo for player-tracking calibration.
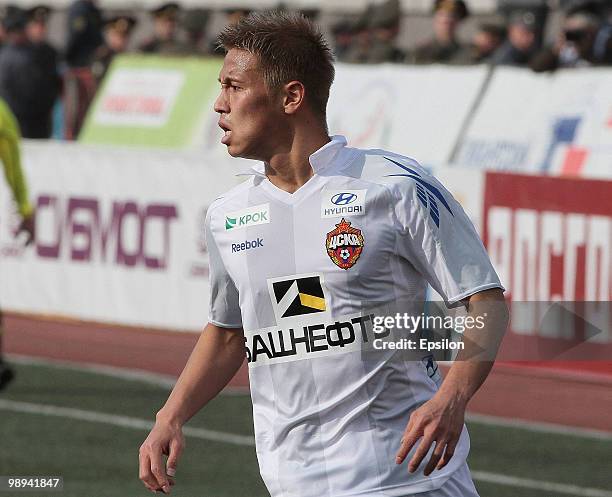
[331,193,357,205]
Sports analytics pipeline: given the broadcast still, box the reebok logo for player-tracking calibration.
[232,238,264,253]
[225,204,270,231]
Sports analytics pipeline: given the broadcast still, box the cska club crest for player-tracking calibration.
[325,218,364,270]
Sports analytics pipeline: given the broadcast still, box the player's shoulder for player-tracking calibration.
[352,147,436,198]
[361,148,426,176]
[205,177,256,226]
[352,147,456,226]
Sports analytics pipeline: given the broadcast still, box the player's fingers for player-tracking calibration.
[395,424,422,464]
[408,434,434,473]
[149,446,171,494]
[423,440,446,476]
[151,463,171,494]
[138,452,160,493]
[166,438,184,478]
[436,437,458,470]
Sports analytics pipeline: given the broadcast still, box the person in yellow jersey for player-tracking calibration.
[0,97,35,390]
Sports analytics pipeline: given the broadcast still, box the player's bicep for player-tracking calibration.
[393,176,503,305]
[206,217,243,328]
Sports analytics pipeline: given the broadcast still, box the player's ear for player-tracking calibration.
[282,80,305,115]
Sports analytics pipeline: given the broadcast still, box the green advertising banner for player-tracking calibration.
[79,55,222,148]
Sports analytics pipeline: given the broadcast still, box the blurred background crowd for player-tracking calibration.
[0,0,610,141]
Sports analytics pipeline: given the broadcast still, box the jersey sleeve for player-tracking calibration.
[390,172,504,305]
[205,209,243,328]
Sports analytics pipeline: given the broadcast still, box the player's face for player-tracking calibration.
[214,48,285,160]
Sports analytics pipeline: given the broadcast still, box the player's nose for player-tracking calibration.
[214,90,229,114]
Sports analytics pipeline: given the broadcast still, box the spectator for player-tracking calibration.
[26,6,61,89]
[0,7,60,138]
[0,8,6,48]
[343,5,375,63]
[531,10,611,71]
[455,22,506,64]
[224,8,252,27]
[65,0,103,67]
[331,19,356,62]
[366,0,405,63]
[298,8,320,22]
[593,12,612,64]
[25,5,52,45]
[139,2,190,55]
[91,15,137,84]
[182,8,211,55]
[489,10,539,66]
[408,0,470,64]
[26,5,61,135]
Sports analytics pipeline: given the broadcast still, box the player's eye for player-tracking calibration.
[221,83,242,91]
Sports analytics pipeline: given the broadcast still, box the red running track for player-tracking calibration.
[4,313,612,432]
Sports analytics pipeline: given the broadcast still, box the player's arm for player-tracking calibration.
[387,163,508,476]
[138,322,245,494]
[396,287,508,475]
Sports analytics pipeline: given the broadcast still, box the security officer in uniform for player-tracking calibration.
[25,5,52,44]
[139,2,190,55]
[209,7,252,55]
[366,0,405,63]
[182,8,210,55]
[26,5,61,138]
[224,7,252,27]
[91,14,137,84]
[26,5,58,65]
[453,21,506,64]
[0,7,59,138]
[489,11,539,66]
[343,5,376,63]
[0,7,6,48]
[408,0,469,64]
[65,0,103,67]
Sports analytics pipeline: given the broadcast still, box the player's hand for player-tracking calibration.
[139,417,185,494]
[15,212,35,246]
[395,391,466,476]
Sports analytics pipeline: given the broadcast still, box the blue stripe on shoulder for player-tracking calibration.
[382,156,453,228]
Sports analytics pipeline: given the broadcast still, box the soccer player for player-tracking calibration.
[0,97,35,390]
[139,12,508,496]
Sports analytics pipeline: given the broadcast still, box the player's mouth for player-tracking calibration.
[218,120,232,145]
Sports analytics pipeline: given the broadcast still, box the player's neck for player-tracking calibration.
[264,127,330,194]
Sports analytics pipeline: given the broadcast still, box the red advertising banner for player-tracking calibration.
[483,172,611,374]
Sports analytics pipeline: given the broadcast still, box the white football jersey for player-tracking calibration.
[205,136,503,497]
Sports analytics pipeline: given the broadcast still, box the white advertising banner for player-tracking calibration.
[456,67,612,178]
[327,64,488,167]
[0,141,247,331]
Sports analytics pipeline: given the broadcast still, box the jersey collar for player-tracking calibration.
[309,135,348,173]
[237,135,349,181]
